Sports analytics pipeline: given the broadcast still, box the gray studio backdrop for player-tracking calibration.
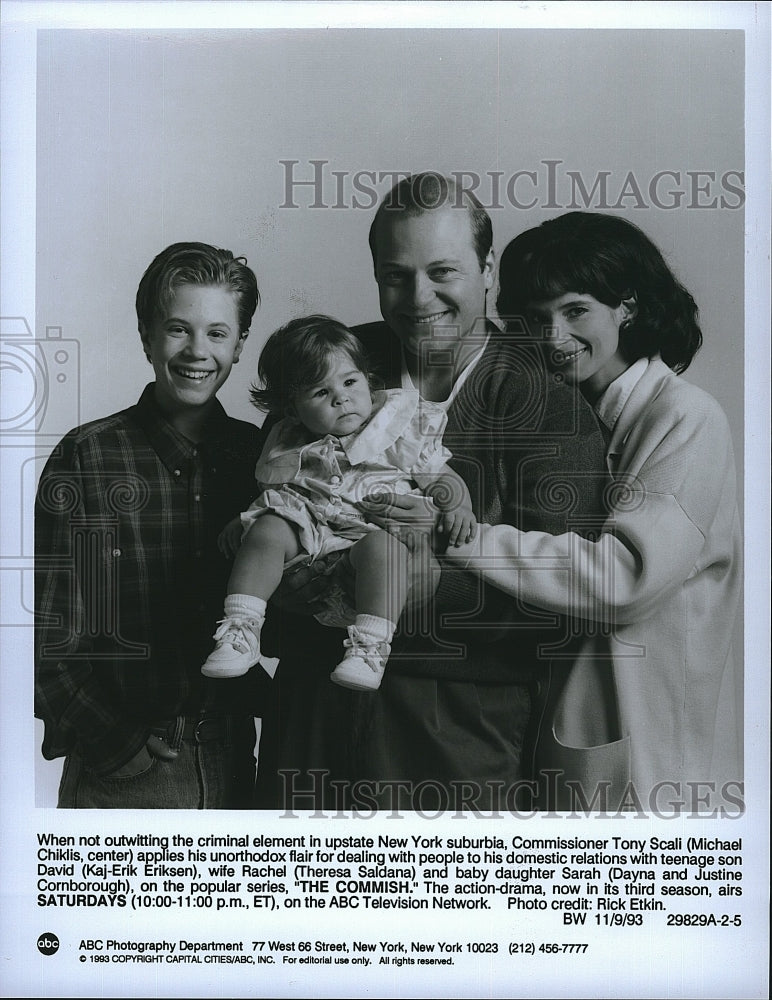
[34,28,745,803]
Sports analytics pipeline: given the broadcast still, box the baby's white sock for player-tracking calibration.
[353,614,396,644]
[224,594,267,620]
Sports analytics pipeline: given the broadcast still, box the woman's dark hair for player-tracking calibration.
[496,212,702,373]
[251,314,373,415]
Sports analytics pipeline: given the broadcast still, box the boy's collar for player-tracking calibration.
[135,383,233,470]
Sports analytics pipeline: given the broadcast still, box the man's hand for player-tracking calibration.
[360,492,438,526]
[217,516,244,558]
[359,492,440,552]
[271,551,352,614]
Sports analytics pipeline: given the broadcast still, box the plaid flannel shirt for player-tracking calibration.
[35,384,263,775]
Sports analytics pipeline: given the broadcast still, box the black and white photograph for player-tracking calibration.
[1,2,769,997]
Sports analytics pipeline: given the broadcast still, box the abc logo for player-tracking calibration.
[37,933,60,956]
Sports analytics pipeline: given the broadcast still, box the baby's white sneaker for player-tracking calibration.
[201,594,267,679]
[331,622,391,691]
[201,615,262,678]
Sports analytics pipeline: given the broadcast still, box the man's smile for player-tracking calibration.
[403,309,452,325]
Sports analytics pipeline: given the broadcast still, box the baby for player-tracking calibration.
[201,314,476,690]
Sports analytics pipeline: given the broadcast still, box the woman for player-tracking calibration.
[447,212,742,811]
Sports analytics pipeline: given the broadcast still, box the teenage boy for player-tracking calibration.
[35,242,266,808]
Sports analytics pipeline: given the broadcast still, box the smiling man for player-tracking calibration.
[35,243,267,808]
[256,175,610,813]
[370,190,495,401]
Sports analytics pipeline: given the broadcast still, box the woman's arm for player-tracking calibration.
[446,495,704,624]
[445,396,736,625]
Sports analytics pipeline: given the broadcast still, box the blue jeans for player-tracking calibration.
[58,716,256,809]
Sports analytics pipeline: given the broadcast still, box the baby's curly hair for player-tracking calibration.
[250,314,374,415]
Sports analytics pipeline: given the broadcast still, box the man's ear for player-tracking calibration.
[483,248,496,291]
